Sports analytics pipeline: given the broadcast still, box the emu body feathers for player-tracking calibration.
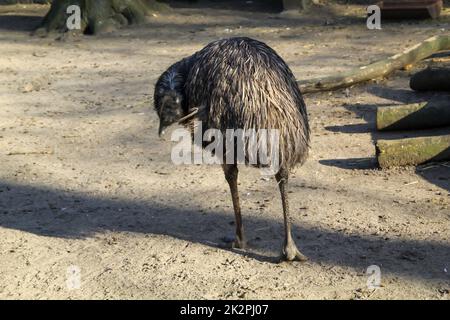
[186,37,310,169]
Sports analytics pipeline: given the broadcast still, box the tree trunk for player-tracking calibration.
[410,66,450,91]
[35,0,166,35]
[377,100,450,131]
[376,134,450,168]
[298,35,450,93]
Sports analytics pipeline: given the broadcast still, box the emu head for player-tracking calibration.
[154,87,184,137]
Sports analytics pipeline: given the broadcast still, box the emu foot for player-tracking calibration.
[281,242,308,262]
[232,237,247,249]
[221,235,247,249]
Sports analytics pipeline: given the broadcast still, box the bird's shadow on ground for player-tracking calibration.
[0,181,448,282]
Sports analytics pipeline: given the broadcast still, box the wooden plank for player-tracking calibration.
[377,0,443,19]
[377,100,450,131]
[377,134,450,168]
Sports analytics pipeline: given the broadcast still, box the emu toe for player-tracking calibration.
[221,235,247,249]
[282,243,308,262]
[232,237,247,250]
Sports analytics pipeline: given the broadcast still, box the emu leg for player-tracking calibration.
[276,168,308,262]
[223,164,246,249]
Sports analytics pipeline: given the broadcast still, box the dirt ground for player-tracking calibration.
[0,1,449,300]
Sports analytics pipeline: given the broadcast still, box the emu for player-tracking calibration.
[154,37,310,261]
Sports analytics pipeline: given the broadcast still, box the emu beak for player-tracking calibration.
[158,99,169,137]
[158,122,167,137]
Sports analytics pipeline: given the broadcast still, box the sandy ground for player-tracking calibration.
[0,2,449,300]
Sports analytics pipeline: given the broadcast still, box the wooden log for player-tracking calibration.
[378,0,443,20]
[377,100,450,131]
[298,35,450,93]
[376,134,450,168]
[410,66,450,91]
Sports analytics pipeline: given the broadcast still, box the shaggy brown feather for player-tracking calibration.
[185,37,310,169]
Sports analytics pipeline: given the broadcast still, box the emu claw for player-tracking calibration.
[221,235,247,250]
[281,244,308,262]
[232,238,247,250]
